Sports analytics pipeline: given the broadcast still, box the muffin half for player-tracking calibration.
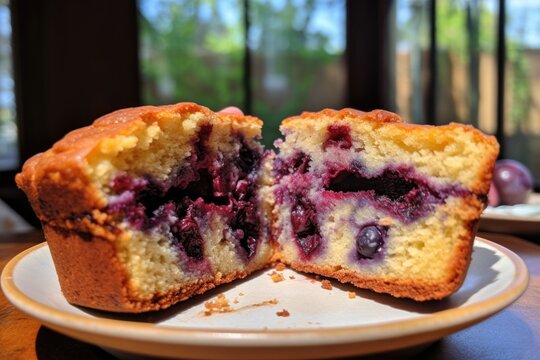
[16,103,274,312]
[272,109,499,301]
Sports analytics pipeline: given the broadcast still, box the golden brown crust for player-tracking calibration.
[45,225,270,313]
[15,103,498,310]
[282,108,403,125]
[44,225,134,311]
[15,102,268,312]
[284,261,465,301]
[283,109,498,149]
[216,112,263,127]
[283,108,497,146]
[15,102,264,227]
[281,108,499,195]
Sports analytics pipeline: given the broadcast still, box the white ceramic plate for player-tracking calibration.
[480,193,540,234]
[1,238,528,359]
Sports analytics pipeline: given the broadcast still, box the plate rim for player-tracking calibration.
[481,192,540,223]
[0,237,530,350]
[481,212,540,223]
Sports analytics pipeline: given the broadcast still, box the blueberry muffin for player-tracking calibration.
[16,103,274,312]
[272,109,499,301]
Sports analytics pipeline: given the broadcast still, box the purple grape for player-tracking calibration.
[492,159,533,205]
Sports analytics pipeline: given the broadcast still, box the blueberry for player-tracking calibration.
[356,225,386,259]
[238,143,259,174]
[194,124,213,161]
[291,203,311,234]
[173,215,204,260]
[323,125,352,150]
[230,203,260,258]
[290,198,321,256]
[326,169,415,199]
[297,235,320,255]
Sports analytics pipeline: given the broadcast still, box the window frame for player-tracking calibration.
[1,0,537,226]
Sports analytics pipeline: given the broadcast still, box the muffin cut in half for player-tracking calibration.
[16,103,274,312]
[16,103,499,311]
[272,109,499,301]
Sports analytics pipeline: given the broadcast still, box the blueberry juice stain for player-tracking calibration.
[324,164,469,224]
[106,125,264,266]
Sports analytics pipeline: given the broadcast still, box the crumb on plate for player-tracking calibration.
[268,271,285,283]
[321,279,333,290]
[203,294,232,315]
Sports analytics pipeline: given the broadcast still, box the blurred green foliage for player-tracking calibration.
[138,0,344,146]
[139,0,244,111]
[250,0,342,145]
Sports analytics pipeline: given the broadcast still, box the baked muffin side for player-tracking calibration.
[16,102,274,312]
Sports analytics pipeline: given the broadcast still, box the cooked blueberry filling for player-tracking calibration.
[356,224,387,259]
[194,124,213,161]
[238,141,258,174]
[172,208,204,260]
[323,125,352,150]
[274,157,471,261]
[234,140,262,199]
[290,197,321,257]
[326,168,418,200]
[136,178,169,217]
[321,165,465,223]
[106,127,263,265]
[273,152,311,179]
[111,173,148,192]
[230,202,259,258]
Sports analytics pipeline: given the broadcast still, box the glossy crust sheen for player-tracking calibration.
[15,102,261,229]
[15,102,265,312]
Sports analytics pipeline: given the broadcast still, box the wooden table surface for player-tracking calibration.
[1,230,539,360]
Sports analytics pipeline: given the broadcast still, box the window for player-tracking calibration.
[138,0,245,110]
[2,0,538,194]
[505,0,540,187]
[138,0,346,146]
[249,0,346,143]
[0,0,17,170]
[393,0,539,188]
